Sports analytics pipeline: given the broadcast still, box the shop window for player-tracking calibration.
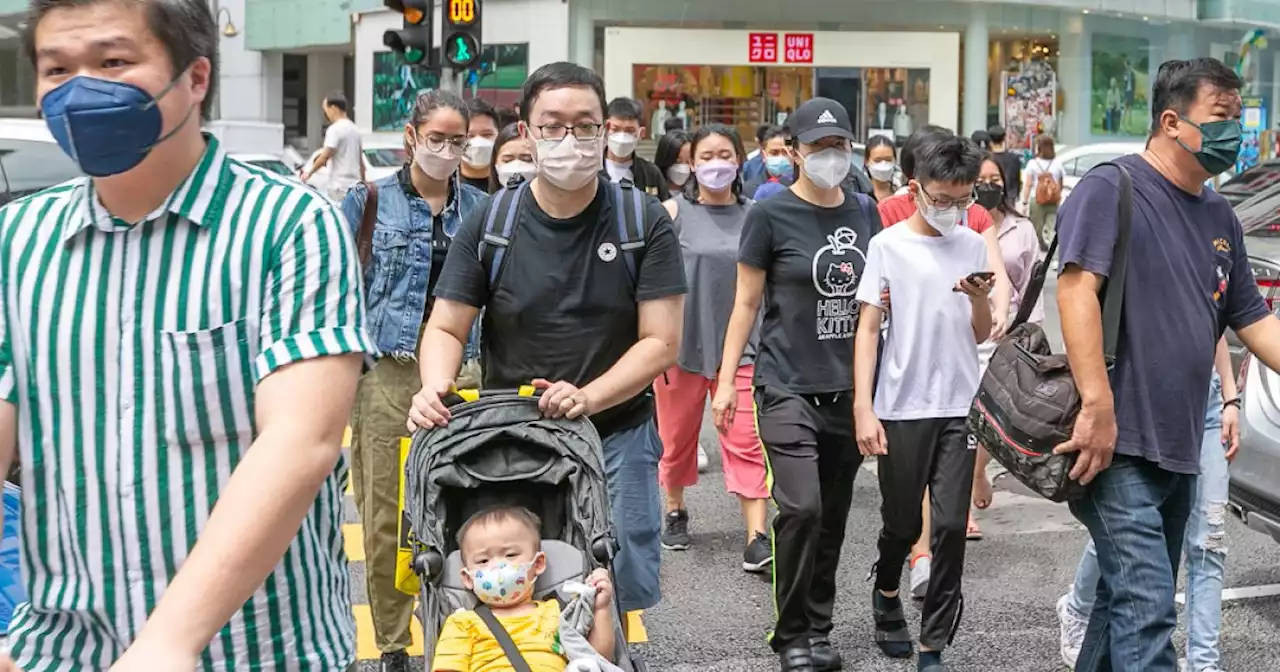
[863,68,929,145]
[632,64,813,142]
[993,36,1059,157]
[371,54,441,132]
[0,47,36,110]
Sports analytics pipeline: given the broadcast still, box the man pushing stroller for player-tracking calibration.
[432,506,618,671]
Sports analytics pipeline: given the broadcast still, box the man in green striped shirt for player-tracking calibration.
[0,0,370,670]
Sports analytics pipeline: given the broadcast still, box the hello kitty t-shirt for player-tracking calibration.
[739,188,881,394]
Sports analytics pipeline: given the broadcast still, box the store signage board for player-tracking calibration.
[749,33,778,63]
[784,33,814,63]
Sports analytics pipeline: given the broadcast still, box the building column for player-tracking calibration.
[962,3,990,135]
[1056,13,1087,147]
[306,52,346,150]
[568,0,594,70]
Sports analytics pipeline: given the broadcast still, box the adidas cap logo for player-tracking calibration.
[816,109,838,124]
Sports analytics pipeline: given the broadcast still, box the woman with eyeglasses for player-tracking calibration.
[339,89,488,671]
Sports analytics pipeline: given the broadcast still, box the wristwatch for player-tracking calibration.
[1223,397,1242,410]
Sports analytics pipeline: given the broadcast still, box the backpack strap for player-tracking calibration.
[611,179,647,287]
[851,191,877,229]
[473,605,534,672]
[477,179,530,293]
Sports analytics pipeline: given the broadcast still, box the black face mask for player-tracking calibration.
[975,182,1004,211]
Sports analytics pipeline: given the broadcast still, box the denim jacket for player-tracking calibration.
[341,169,487,360]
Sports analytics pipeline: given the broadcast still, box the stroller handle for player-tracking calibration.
[442,386,543,407]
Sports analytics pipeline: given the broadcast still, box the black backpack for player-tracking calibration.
[477,176,650,293]
[967,161,1133,502]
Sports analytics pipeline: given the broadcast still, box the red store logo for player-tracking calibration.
[784,34,814,63]
[749,33,778,63]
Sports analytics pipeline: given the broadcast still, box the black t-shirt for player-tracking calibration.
[992,151,1023,203]
[433,177,689,437]
[461,174,491,193]
[738,188,881,394]
[428,213,450,295]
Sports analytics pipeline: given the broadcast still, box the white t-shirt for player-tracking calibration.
[855,223,989,420]
[604,159,633,183]
[323,118,364,193]
[1024,158,1064,198]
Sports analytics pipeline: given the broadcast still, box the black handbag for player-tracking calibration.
[967,161,1133,502]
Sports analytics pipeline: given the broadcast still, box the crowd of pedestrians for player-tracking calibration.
[2,1,1280,671]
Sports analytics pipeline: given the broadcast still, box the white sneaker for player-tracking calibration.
[696,442,710,473]
[1057,594,1088,670]
[909,556,931,599]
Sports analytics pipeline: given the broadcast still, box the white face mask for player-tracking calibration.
[917,193,964,235]
[868,161,896,183]
[666,163,691,187]
[534,134,603,191]
[496,159,536,187]
[801,148,852,190]
[463,137,495,168]
[607,132,638,158]
[414,141,463,181]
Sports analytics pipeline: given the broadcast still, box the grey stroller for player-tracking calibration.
[403,389,648,671]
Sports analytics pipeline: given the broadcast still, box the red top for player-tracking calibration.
[876,192,993,234]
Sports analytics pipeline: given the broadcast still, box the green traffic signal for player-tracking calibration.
[405,47,425,64]
[445,32,480,67]
[454,37,470,62]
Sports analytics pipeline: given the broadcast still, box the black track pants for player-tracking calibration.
[754,386,863,652]
[874,417,975,651]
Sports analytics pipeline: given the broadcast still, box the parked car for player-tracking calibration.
[0,118,316,206]
[302,140,405,195]
[1227,174,1280,544]
[1052,142,1146,201]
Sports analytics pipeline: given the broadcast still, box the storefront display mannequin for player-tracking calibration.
[651,100,672,140]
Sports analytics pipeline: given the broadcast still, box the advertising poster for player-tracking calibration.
[1091,34,1150,137]
[1001,60,1057,156]
[372,54,440,132]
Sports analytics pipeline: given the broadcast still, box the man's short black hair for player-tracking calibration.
[467,97,498,125]
[325,92,348,114]
[24,0,219,120]
[756,123,773,144]
[520,61,608,123]
[496,107,520,127]
[606,96,644,122]
[987,125,1006,144]
[915,135,983,186]
[901,124,954,180]
[1150,58,1243,134]
[663,117,684,133]
[761,125,789,146]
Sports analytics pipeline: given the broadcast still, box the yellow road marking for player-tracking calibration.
[353,604,425,659]
[344,524,364,563]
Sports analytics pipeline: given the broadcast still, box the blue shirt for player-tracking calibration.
[1056,154,1269,474]
[342,172,487,359]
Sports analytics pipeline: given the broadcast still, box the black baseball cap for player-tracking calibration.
[789,97,855,144]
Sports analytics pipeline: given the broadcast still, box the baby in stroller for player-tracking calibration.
[432,505,616,671]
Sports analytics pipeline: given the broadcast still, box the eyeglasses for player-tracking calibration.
[532,123,605,142]
[420,134,467,153]
[919,184,976,211]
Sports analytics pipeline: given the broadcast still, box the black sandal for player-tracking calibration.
[872,588,914,659]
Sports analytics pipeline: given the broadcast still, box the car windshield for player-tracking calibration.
[0,139,81,205]
[245,159,293,176]
[365,148,407,168]
[1219,162,1280,208]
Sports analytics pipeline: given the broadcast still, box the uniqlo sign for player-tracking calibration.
[748,33,778,63]
[784,34,814,63]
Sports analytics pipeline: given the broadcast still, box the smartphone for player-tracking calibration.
[965,271,996,285]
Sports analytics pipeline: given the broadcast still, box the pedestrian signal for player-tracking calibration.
[443,0,482,68]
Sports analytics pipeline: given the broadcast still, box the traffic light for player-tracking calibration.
[443,0,482,69]
[383,0,432,66]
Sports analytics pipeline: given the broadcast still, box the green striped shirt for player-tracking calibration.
[0,136,371,670]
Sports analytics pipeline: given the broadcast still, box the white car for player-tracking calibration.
[1038,141,1231,202]
[0,118,317,205]
[302,141,406,195]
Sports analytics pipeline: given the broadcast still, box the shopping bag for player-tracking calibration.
[395,436,422,596]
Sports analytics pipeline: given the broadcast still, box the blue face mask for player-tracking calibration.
[765,155,793,179]
[40,74,192,177]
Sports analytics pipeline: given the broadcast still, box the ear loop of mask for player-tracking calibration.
[139,66,199,151]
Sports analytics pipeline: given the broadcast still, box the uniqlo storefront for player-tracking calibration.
[601,27,961,145]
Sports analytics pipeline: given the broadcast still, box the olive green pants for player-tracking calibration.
[350,356,480,653]
[1029,201,1059,250]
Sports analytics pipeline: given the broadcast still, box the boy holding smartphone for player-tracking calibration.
[852,135,993,672]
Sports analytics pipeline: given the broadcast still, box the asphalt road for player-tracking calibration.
[356,272,1280,671]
